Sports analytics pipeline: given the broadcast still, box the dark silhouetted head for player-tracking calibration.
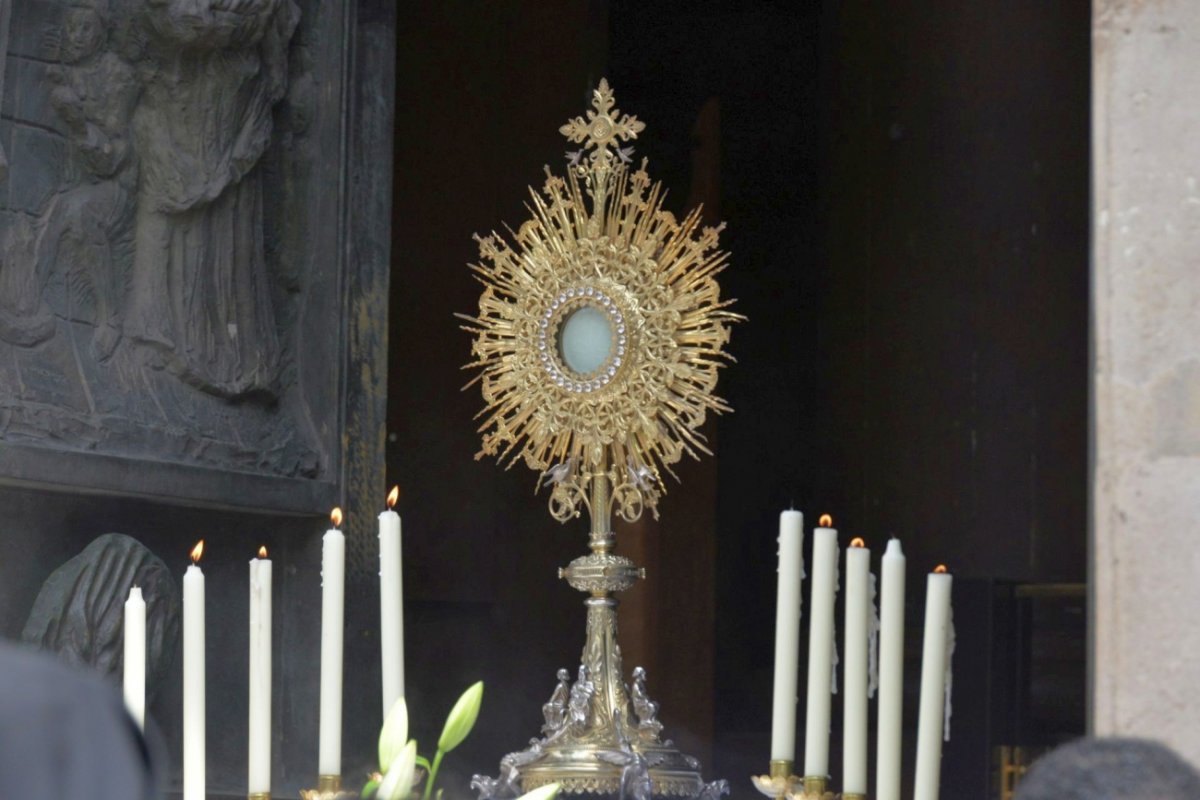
[1017,738,1200,800]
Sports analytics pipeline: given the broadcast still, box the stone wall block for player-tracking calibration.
[1093,0,1200,766]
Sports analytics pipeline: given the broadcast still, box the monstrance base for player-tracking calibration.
[471,664,728,800]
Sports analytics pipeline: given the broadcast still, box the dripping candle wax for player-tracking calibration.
[875,539,907,800]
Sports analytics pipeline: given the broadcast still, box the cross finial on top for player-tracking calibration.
[559,79,646,168]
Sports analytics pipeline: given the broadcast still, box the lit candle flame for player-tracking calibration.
[190,540,205,564]
[387,485,400,509]
[934,564,948,574]
[819,513,833,527]
[850,536,866,548]
[258,545,268,559]
[330,507,343,528]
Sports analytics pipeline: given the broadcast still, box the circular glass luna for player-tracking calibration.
[558,305,614,375]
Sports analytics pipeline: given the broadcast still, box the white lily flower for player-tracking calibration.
[377,740,418,800]
[379,697,409,773]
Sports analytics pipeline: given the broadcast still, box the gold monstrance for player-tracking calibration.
[462,80,741,800]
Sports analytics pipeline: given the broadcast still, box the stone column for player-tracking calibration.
[1093,0,1200,764]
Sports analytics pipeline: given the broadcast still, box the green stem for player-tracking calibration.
[422,749,445,800]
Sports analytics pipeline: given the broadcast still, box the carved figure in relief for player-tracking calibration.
[597,715,664,800]
[567,664,596,733]
[471,739,544,800]
[468,774,508,800]
[541,667,571,735]
[501,742,544,783]
[0,0,325,480]
[125,0,299,398]
[697,779,731,799]
[630,666,664,739]
[0,216,54,346]
[38,1,139,360]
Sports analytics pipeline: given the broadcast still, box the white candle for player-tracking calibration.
[843,539,871,795]
[183,541,206,800]
[944,612,956,742]
[914,566,953,800]
[770,509,805,763]
[249,547,273,794]
[803,517,839,779]
[875,539,907,800]
[379,486,405,717]
[319,509,346,777]
[123,586,146,730]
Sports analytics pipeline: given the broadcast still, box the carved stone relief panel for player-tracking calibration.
[0,0,350,509]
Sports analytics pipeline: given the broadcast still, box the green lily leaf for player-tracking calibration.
[360,779,380,799]
[516,783,561,800]
[379,697,409,773]
[437,681,484,753]
[378,740,418,800]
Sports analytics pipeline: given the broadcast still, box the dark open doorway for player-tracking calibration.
[389,3,1089,797]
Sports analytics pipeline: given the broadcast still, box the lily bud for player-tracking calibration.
[437,681,484,753]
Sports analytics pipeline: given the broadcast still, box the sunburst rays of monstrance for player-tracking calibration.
[461,80,741,800]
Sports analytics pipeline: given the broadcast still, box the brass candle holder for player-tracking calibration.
[800,775,836,800]
[750,759,800,798]
[247,793,270,800]
[300,774,352,800]
[750,764,850,800]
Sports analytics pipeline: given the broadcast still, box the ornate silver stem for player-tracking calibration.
[473,471,727,799]
[583,596,630,729]
[589,462,614,553]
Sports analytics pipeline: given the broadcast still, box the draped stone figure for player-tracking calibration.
[22,533,181,699]
[0,216,52,346]
[126,0,300,399]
